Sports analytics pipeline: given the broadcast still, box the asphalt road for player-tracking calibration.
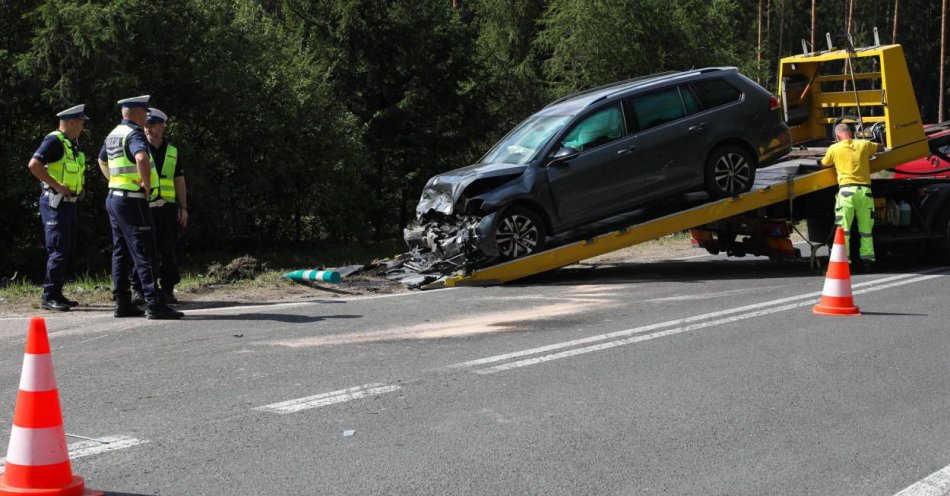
[1,253,949,495]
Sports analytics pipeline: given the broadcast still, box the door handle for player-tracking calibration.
[688,123,706,132]
[617,146,636,155]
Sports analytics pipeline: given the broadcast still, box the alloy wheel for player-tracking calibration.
[495,214,540,258]
[713,152,753,194]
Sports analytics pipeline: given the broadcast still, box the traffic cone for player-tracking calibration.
[0,317,100,496]
[813,227,861,316]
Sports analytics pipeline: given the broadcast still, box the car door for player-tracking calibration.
[624,86,707,198]
[546,103,639,226]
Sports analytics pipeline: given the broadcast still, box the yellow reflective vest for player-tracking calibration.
[156,144,179,203]
[45,131,84,194]
[105,124,158,199]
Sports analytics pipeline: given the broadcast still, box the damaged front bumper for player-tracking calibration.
[385,213,499,288]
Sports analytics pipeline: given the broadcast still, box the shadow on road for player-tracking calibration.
[859,311,928,316]
[185,313,362,323]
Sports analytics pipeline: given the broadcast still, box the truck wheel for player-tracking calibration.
[494,206,546,260]
[927,205,950,263]
[705,145,756,199]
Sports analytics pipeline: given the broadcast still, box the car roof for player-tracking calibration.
[536,67,738,116]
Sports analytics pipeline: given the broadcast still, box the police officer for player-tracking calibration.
[820,123,883,271]
[130,108,187,305]
[27,105,88,311]
[98,95,183,319]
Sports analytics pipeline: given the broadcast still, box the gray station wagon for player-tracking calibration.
[409,68,792,261]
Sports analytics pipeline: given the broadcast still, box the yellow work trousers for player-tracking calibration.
[835,185,875,262]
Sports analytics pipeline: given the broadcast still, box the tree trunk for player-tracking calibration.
[811,0,817,51]
[941,0,947,122]
[846,0,855,36]
[892,0,899,43]
[757,0,763,82]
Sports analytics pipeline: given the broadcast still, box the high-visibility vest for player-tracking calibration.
[45,131,84,194]
[105,123,158,199]
[156,144,179,203]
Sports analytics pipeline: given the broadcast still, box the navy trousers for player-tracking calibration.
[39,193,77,300]
[105,191,161,308]
[132,203,180,293]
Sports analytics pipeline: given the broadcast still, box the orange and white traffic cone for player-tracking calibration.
[813,227,861,316]
[0,317,101,496]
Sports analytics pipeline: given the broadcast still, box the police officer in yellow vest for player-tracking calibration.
[27,104,88,311]
[97,95,183,319]
[820,123,883,271]
[129,108,187,304]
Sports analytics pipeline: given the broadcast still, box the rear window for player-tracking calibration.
[680,86,702,115]
[693,79,742,109]
[630,88,686,131]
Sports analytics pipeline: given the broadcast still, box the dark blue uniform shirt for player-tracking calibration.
[33,134,68,164]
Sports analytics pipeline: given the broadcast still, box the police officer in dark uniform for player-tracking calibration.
[27,104,89,311]
[130,108,187,305]
[97,95,183,320]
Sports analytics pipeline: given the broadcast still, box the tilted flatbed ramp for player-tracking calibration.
[433,43,930,287]
[437,144,926,287]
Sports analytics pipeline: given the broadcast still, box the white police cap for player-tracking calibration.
[117,95,150,108]
[56,104,89,120]
[146,107,168,124]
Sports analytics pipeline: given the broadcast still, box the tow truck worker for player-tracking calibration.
[27,104,89,311]
[820,123,882,270]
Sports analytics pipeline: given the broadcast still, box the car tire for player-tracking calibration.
[704,145,757,199]
[494,206,546,260]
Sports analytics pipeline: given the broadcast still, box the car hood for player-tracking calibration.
[416,162,528,216]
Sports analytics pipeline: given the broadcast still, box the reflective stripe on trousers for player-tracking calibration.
[834,186,875,261]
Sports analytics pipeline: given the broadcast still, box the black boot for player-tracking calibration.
[162,287,179,304]
[130,290,146,308]
[41,298,70,312]
[115,295,145,318]
[146,304,184,320]
[60,296,79,307]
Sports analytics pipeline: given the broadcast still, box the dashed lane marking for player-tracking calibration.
[254,383,402,414]
[0,435,149,475]
[451,271,932,371]
[893,463,950,495]
[453,270,945,374]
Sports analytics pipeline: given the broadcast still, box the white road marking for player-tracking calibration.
[0,435,148,475]
[254,383,402,414]
[451,271,933,370]
[894,463,950,496]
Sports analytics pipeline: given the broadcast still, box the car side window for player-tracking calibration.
[680,86,702,115]
[692,79,742,109]
[559,104,625,152]
[629,87,686,131]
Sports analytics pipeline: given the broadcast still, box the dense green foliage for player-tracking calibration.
[1,0,945,277]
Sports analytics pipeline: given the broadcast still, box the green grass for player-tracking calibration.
[0,239,406,307]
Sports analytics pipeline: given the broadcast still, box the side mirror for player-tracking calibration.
[550,146,579,163]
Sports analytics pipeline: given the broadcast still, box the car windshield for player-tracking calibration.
[482,115,573,164]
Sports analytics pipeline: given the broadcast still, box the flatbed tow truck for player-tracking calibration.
[422,40,950,288]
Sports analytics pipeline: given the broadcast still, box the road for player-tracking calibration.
[1,253,949,495]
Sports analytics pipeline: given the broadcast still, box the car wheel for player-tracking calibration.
[494,206,546,260]
[704,145,756,199]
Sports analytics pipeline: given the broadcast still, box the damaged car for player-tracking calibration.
[406,67,792,270]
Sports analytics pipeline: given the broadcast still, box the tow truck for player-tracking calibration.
[421,36,950,288]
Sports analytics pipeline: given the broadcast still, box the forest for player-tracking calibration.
[0,0,946,276]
